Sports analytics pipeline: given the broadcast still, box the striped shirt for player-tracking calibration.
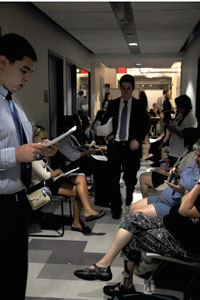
[0,86,32,194]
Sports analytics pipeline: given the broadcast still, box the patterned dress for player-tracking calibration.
[120,211,200,264]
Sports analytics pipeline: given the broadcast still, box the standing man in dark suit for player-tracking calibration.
[102,74,150,219]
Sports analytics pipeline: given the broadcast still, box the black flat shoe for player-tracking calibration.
[71,225,91,234]
[74,264,112,281]
[103,282,137,296]
[85,210,106,222]
[71,220,91,234]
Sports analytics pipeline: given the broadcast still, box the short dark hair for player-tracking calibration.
[175,94,192,111]
[0,33,37,63]
[163,89,169,95]
[61,115,75,128]
[78,90,84,96]
[119,74,135,90]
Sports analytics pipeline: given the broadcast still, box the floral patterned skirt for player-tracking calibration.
[120,212,200,263]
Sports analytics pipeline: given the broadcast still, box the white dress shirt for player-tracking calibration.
[0,86,32,194]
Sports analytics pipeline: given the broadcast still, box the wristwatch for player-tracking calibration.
[196,181,200,185]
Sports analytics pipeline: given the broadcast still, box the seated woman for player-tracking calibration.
[130,138,200,217]
[31,125,105,233]
[166,94,198,167]
[54,115,110,207]
[74,177,200,297]
[140,144,196,198]
[149,103,160,137]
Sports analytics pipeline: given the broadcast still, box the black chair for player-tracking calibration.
[29,195,73,238]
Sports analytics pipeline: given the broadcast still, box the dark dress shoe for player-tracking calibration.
[74,264,112,281]
[85,210,106,222]
[112,209,122,219]
[126,198,133,206]
[103,282,137,296]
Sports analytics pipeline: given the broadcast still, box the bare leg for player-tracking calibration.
[130,198,157,217]
[72,198,83,228]
[139,172,154,198]
[87,228,133,269]
[58,184,83,228]
[62,175,100,217]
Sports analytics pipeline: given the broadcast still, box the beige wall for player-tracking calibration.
[0,3,90,132]
[181,31,200,113]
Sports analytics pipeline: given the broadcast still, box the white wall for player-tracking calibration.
[181,30,200,113]
[0,3,91,132]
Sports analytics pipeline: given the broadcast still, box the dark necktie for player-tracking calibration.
[6,92,32,187]
[119,100,128,141]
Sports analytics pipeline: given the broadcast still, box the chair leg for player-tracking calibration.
[144,260,168,293]
[68,197,73,220]
[29,197,65,238]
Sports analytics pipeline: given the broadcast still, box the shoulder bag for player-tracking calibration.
[27,181,51,210]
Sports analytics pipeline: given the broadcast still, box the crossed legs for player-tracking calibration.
[58,174,103,229]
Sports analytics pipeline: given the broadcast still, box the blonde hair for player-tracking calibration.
[32,125,46,139]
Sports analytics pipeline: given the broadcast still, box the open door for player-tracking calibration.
[48,52,64,137]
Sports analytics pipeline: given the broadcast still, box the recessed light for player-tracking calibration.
[136,63,141,66]
[129,42,138,46]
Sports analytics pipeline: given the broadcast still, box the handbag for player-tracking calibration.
[27,181,51,210]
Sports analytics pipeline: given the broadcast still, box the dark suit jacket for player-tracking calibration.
[102,96,150,146]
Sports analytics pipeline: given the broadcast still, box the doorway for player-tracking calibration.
[48,52,64,138]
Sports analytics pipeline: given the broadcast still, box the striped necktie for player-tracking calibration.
[6,92,32,187]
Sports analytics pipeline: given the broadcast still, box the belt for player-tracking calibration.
[0,190,26,201]
[114,140,128,146]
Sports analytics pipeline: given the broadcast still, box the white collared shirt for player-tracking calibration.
[115,97,132,141]
[0,86,32,194]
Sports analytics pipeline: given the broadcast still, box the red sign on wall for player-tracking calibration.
[117,67,126,73]
[80,69,88,74]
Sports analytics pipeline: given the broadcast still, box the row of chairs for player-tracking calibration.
[29,175,95,238]
[29,195,73,238]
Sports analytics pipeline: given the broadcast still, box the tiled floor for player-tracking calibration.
[26,155,192,300]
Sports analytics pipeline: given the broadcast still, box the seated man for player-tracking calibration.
[74,177,200,297]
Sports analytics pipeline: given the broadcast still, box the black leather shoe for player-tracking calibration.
[112,209,122,219]
[103,282,137,296]
[74,264,112,281]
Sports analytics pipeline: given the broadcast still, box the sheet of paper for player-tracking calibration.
[53,167,80,181]
[96,117,113,136]
[90,154,108,161]
[149,136,163,143]
[44,126,77,147]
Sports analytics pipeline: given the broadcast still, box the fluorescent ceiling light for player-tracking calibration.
[129,42,138,46]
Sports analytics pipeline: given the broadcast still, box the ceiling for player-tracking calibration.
[33,2,200,68]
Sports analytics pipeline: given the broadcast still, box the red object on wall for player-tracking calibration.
[117,67,127,73]
[80,69,88,74]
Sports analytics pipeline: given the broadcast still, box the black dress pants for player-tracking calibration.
[1,191,28,300]
[107,140,141,212]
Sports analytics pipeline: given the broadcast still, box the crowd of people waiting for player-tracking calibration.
[1,32,200,299]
